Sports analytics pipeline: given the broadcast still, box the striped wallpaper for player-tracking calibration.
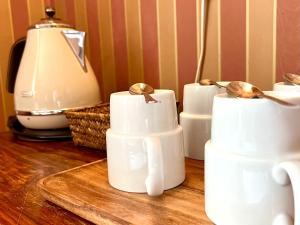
[1,0,300,131]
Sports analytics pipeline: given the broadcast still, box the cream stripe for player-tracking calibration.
[41,0,45,12]
[98,0,116,96]
[246,0,250,82]
[248,0,274,90]
[156,0,178,96]
[27,0,44,25]
[55,0,66,19]
[124,0,144,84]
[74,0,91,60]
[272,0,277,84]
[27,0,32,24]
[0,58,5,130]
[196,0,200,59]
[173,0,178,96]
[203,0,220,80]
[217,0,221,81]
[138,0,144,66]
[8,0,15,42]
[0,0,15,130]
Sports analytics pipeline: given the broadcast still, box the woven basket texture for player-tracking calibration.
[65,103,110,150]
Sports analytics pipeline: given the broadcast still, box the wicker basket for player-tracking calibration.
[65,103,110,150]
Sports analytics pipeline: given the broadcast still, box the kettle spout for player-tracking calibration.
[62,30,87,71]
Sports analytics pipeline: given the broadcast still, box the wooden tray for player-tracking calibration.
[38,158,213,225]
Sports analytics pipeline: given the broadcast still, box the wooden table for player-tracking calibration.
[0,132,211,225]
[0,132,105,224]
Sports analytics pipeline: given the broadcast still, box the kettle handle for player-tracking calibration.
[7,37,26,93]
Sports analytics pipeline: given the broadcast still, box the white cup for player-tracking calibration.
[180,82,227,160]
[211,92,300,155]
[107,90,185,196]
[274,82,300,93]
[110,90,178,135]
[205,92,300,225]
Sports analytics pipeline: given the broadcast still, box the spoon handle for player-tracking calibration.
[263,94,295,106]
[212,81,227,89]
[143,93,158,103]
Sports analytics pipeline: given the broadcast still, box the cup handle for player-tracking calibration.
[272,161,300,225]
[143,136,164,196]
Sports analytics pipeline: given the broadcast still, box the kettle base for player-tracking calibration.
[17,114,69,130]
[7,116,71,141]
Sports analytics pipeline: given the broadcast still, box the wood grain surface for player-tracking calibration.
[38,159,212,225]
[0,132,106,224]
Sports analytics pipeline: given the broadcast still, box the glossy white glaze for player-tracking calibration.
[274,82,300,93]
[107,90,185,196]
[182,83,227,115]
[17,114,68,129]
[206,92,300,225]
[179,82,227,160]
[14,28,100,129]
[106,127,185,195]
[205,142,298,225]
[180,113,211,160]
[211,92,300,156]
[110,90,178,135]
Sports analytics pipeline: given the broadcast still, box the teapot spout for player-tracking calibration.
[62,30,87,71]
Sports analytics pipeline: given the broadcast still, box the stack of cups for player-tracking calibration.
[205,92,300,225]
[180,83,227,160]
[106,90,185,196]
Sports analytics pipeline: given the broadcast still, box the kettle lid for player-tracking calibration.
[28,7,73,30]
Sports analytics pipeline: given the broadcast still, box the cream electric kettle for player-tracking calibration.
[7,7,100,129]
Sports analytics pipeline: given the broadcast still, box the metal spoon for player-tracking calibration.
[199,79,227,88]
[283,73,300,85]
[129,83,158,103]
[226,81,295,106]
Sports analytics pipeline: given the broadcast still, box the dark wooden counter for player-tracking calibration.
[0,132,106,225]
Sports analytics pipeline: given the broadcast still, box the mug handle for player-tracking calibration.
[143,136,164,196]
[272,161,300,225]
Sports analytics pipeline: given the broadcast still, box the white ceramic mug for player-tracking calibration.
[110,90,178,135]
[180,82,227,160]
[274,82,300,93]
[205,92,300,225]
[107,90,185,196]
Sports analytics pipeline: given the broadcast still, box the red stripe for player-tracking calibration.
[111,0,129,91]
[44,0,55,7]
[140,0,160,89]
[86,0,105,100]
[10,0,29,40]
[276,0,300,82]
[176,0,197,103]
[221,0,246,81]
[64,0,76,27]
